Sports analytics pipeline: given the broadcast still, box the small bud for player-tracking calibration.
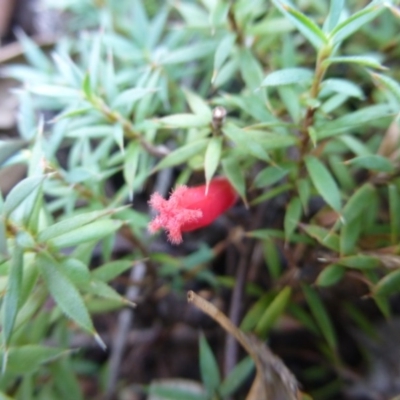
[212,106,227,132]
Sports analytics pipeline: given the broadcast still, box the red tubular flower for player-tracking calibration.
[148,176,237,244]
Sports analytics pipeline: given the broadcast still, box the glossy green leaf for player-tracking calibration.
[297,178,311,214]
[112,88,156,113]
[204,137,223,190]
[184,89,212,120]
[4,176,45,217]
[0,140,27,166]
[300,224,340,252]
[123,141,141,200]
[2,245,23,349]
[154,139,208,171]
[320,78,364,99]
[219,356,255,398]
[302,285,337,350]
[339,255,380,269]
[253,165,290,188]
[36,251,95,335]
[323,55,386,70]
[329,0,385,45]
[38,209,118,243]
[340,217,361,256]
[0,345,68,375]
[48,220,123,249]
[255,286,291,337]
[161,41,216,64]
[261,68,313,87]
[240,294,274,332]
[86,280,135,307]
[272,0,328,49]
[316,104,393,139]
[60,258,91,288]
[199,333,220,397]
[305,155,341,212]
[316,264,345,287]
[371,72,400,103]
[91,259,135,282]
[345,155,394,172]
[284,198,302,242]
[15,29,52,72]
[323,0,345,32]
[263,239,282,280]
[239,48,264,93]
[221,156,246,204]
[157,114,209,128]
[342,184,374,224]
[213,34,236,83]
[389,184,400,243]
[223,124,269,161]
[374,269,400,296]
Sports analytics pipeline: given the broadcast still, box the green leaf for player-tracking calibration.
[261,68,313,87]
[157,114,210,128]
[0,140,27,166]
[0,345,68,375]
[2,245,23,349]
[300,224,340,252]
[389,184,400,243]
[323,0,345,32]
[86,280,135,307]
[272,0,328,49]
[219,357,255,398]
[15,29,52,71]
[184,89,212,120]
[371,72,400,103]
[338,255,380,269]
[91,259,135,282]
[305,155,341,212]
[329,0,385,45]
[4,176,45,217]
[28,84,80,99]
[36,251,95,335]
[255,286,292,337]
[284,197,302,242]
[340,217,361,256]
[154,139,208,171]
[204,137,223,191]
[48,220,123,249]
[317,104,394,139]
[345,155,394,173]
[239,48,265,97]
[112,87,157,114]
[253,165,290,188]
[342,184,375,223]
[320,78,364,99]
[240,293,274,332]
[323,55,387,70]
[38,209,119,243]
[213,34,236,83]
[302,285,337,350]
[223,124,269,161]
[161,41,216,64]
[374,269,400,296]
[316,264,345,287]
[221,156,247,204]
[123,141,141,200]
[297,178,311,214]
[60,258,91,288]
[199,333,220,397]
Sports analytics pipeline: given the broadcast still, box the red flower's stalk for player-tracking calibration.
[148,177,237,244]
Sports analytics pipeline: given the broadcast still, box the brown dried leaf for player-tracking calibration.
[187,291,300,400]
[378,119,400,160]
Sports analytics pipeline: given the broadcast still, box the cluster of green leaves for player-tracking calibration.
[1,0,400,398]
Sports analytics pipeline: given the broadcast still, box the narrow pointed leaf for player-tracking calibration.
[305,156,341,212]
[36,251,95,334]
